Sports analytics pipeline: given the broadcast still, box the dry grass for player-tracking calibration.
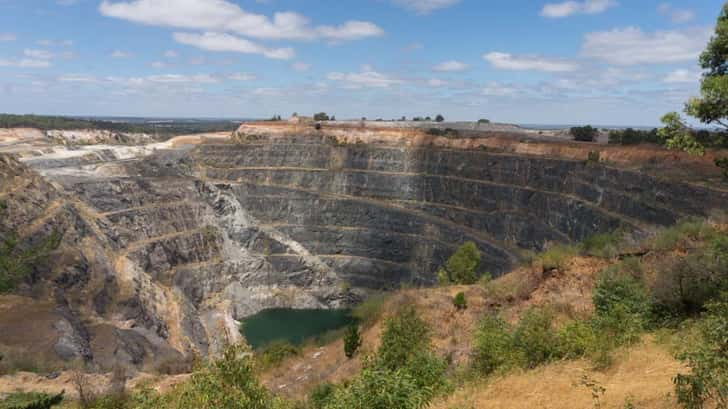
[430,336,684,409]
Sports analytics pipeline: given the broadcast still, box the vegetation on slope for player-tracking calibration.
[0,114,241,138]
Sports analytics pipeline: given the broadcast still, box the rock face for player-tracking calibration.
[0,125,726,373]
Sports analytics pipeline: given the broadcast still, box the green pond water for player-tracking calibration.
[240,308,355,349]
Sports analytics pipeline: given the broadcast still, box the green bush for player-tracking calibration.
[343,324,362,359]
[580,232,623,258]
[651,232,728,320]
[308,383,335,409]
[453,292,467,311]
[376,306,430,371]
[538,244,577,272]
[557,320,598,359]
[593,267,649,318]
[0,230,62,293]
[512,307,561,368]
[471,314,517,375]
[436,242,481,285]
[0,392,64,409]
[324,305,448,409]
[674,293,728,409]
[177,343,276,409]
[256,340,300,370]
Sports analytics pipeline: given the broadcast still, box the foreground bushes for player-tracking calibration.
[316,306,449,409]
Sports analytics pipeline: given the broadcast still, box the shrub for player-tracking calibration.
[580,232,622,259]
[177,343,275,409]
[0,230,62,293]
[352,293,389,327]
[512,307,561,368]
[0,392,64,409]
[437,242,481,285]
[308,383,335,409]
[592,267,649,318]
[435,114,445,122]
[453,292,467,311]
[538,244,577,272]
[256,340,300,370]
[571,125,598,142]
[376,306,430,370]
[557,320,598,359]
[343,324,362,359]
[313,113,330,121]
[471,314,516,375]
[674,293,728,409]
[651,233,728,320]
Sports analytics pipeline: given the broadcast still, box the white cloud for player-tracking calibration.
[391,0,460,14]
[24,49,54,60]
[111,50,132,58]
[291,62,310,71]
[663,68,701,84]
[147,74,218,83]
[0,33,16,42]
[541,0,616,18]
[229,72,256,81]
[0,58,51,68]
[327,66,402,88]
[99,0,382,42]
[433,60,469,72]
[483,52,578,72]
[173,32,295,60]
[657,4,695,23]
[427,78,448,87]
[151,61,168,69]
[59,74,98,82]
[581,26,712,65]
[481,81,520,97]
[164,50,178,58]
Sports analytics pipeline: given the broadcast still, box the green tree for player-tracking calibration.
[435,114,444,122]
[570,125,598,142]
[674,293,728,409]
[314,112,330,121]
[685,4,728,132]
[658,112,705,155]
[343,324,362,359]
[436,242,481,285]
[452,292,467,310]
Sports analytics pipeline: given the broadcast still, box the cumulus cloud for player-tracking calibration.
[173,32,295,60]
[663,68,701,84]
[291,62,311,71]
[433,60,469,72]
[327,66,402,88]
[581,26,712,65]
[99,0,382,42]
[111,50,132,58]
[541,0,616,18]
[228,72,256,81]
[483,52,578,72]
[391,0,460,14]
[657,3,695,24]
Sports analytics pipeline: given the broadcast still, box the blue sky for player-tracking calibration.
[0,0,723,125]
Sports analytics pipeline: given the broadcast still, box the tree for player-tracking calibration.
[685,4,728,132]
[570,125,598,142]
[478,118,491,124]
[343,324,362,359]
[453,292,467,311]
[436,242,481,285]
[435,114,445,122]
[314,112,330,121]
[658,112,705,155]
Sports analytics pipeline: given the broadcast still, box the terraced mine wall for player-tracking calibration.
[1,127,726,373]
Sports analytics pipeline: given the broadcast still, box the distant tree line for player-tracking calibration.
[0,114,241,138]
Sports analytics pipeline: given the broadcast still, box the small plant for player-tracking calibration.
[343,324,362,359]
[453,292,467,311]
[512,307,561,368]
[587,150,601,164]
[577,373,606,409]
[471,314,516,375]
[309,383,335,409]
[538,244,577,272]
[256,340,300,369]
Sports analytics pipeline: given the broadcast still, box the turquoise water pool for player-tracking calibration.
[240,308,355,349]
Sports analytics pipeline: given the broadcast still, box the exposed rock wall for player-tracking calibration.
[0,126,726,374]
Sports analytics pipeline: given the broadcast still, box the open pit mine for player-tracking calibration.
[0,121,726,373]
